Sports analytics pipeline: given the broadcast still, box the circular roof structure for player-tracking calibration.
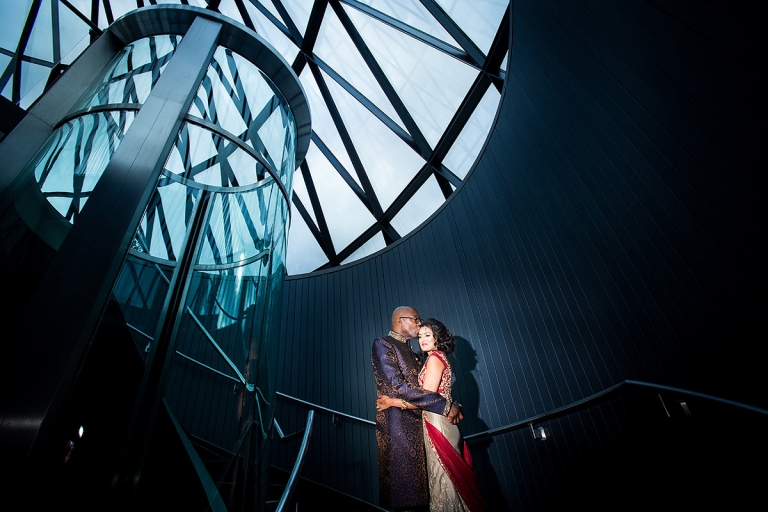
[1,0,510,275]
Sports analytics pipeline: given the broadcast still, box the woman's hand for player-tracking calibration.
[376,395,395,412]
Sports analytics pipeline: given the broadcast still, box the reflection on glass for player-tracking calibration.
[32,111,135,222]
[76,35,182,111]
[132,179,200,262]
[188,46,297,186]
[140,43,298,493]
[198,183,284,266]
[165,122,275,188]
[161,181,290,504]
[117,174,201,356]
[163,238,286,484]
[112,255,173,358]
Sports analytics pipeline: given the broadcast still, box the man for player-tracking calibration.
[372,306,463,511]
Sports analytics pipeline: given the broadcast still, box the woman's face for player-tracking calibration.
[418,326,437,353]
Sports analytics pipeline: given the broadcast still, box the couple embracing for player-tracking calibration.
[371,306,486,512]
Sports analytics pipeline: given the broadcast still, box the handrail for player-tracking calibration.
[275,392,376,426]
[623,380,768,416]
[274,381,768,443]
[273,418,308,443]
[465,379,768,442]
[162,400,228,511]
[275,410,315,512]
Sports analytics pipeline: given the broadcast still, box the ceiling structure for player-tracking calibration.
[1,0,510,275]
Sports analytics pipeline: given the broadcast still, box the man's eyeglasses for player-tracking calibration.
[399,316,422,323]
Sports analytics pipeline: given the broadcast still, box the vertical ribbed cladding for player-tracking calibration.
[274,0,764,509]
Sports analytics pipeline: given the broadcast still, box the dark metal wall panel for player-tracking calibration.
[273,0,764,509]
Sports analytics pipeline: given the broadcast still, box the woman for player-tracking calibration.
[376,318,485,512]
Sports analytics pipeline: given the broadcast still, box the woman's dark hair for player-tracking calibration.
[420,318,455,355]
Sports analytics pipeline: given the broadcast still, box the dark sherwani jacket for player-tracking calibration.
[372,335,452,510]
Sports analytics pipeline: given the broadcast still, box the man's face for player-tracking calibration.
[398,309,422,338]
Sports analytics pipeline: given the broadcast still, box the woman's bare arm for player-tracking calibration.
[420,354,445,393]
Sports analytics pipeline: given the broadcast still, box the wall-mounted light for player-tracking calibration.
[530,423,549,441]
[63,426,85,464]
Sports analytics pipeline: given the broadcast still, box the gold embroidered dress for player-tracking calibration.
[420,351,485,512]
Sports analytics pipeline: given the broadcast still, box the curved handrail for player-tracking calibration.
[274,381,768,444]
[276,391,375,426]
[275,410,315,512]
[465,379,768,442]
[623,380,768,416]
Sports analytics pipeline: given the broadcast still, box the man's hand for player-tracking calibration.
[447,404,463,425]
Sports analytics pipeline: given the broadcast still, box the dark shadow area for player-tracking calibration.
[0,203,57,336]
[550,389,767,510]
[9,298,144,509]
[0,95,25,143]
[684,297,766,412]
[132,402,222,512]
[475,385,768,512]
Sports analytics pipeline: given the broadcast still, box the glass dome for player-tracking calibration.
[0,0,510,274]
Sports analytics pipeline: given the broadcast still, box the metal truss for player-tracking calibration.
[1,0,511,273]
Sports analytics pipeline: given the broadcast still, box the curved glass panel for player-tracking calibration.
[165,122,278,189]
[164,248,284,479]
[163,184,290,504]
[198,182,286,266]
[188,46,297,187]
[112,255,174,358]
[32,111,135,222]
[113,175,199,359]
[76,35,182,110]
[131,177,201,262]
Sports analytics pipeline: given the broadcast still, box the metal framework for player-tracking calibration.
[1,0,511,273]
